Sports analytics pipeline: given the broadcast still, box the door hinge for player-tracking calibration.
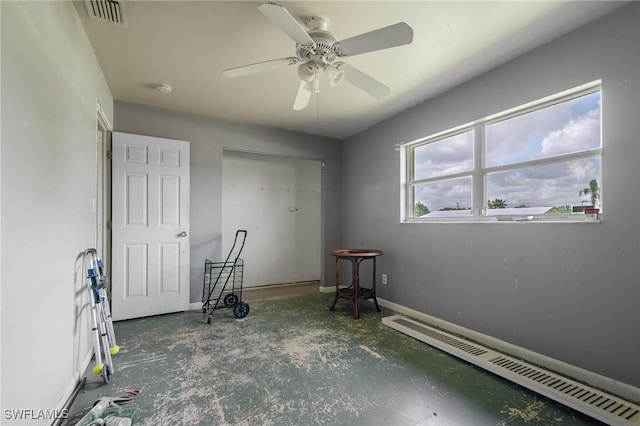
[107,221,112,230]
[107,150,112,160]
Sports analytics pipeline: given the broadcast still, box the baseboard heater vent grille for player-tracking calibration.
[382,315,640,426]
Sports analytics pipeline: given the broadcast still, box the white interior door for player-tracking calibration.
[111,132,190,321]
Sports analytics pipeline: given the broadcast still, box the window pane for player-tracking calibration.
[414,130,474,180]
[486,157,601,215]
[486,91,601,168]
[413,177,472,218]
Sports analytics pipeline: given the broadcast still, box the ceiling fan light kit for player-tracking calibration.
[305,75,321,94]
[325,64,345,87]
[222,2,414,111]
[297,62,318,83]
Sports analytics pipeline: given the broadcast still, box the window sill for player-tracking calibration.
[402,214,602,224]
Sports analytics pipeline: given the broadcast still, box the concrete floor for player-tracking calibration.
[242,281,321,302]
[64,284,604,425]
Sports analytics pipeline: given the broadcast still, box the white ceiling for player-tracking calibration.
[74,1,626,139]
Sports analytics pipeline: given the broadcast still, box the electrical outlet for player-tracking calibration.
[204,274,210,284]
[381,273,388,285]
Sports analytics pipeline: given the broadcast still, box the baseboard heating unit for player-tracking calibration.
[382,315,640,426]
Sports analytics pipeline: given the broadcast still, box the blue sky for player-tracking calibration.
[414,91,601,212]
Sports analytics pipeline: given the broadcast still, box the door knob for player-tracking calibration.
[177,231,188,237]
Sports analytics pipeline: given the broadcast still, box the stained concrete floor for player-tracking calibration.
[65,284,604,425]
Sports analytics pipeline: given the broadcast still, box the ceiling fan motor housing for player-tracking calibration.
[297,29,338,64]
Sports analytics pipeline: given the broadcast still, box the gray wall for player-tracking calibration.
[1,0,114,420]
[342,3,639,389]
[114,102,343,302]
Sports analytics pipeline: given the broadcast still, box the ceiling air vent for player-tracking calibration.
[84,0,127,27]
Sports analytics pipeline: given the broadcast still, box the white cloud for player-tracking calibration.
[486,101,572,164]
[487,158,599,207]
[414,131,473,179]
[539,105,600,156]
[486,95,600,165]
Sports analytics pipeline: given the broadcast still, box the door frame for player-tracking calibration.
[96,102,112,285]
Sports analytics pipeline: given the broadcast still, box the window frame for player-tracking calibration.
[401,81,602,223]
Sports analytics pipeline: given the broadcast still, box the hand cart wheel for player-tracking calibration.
[224,293,239,307]
[233,302,250,318]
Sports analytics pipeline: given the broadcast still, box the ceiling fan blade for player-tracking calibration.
[337,63,390,99]
[292,80,312,110]
[222,57,299,78]
[334,22,414,57]
[258,3,315,46]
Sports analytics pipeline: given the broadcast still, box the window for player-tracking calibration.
[403,82,602,222]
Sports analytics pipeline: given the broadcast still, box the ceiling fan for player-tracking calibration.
[222,2,414,110]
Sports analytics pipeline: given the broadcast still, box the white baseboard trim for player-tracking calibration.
[376,297,640,405]
[52,350,93,425]
[243,281,320,291]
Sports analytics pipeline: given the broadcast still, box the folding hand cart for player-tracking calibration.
[202,230,250,323]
